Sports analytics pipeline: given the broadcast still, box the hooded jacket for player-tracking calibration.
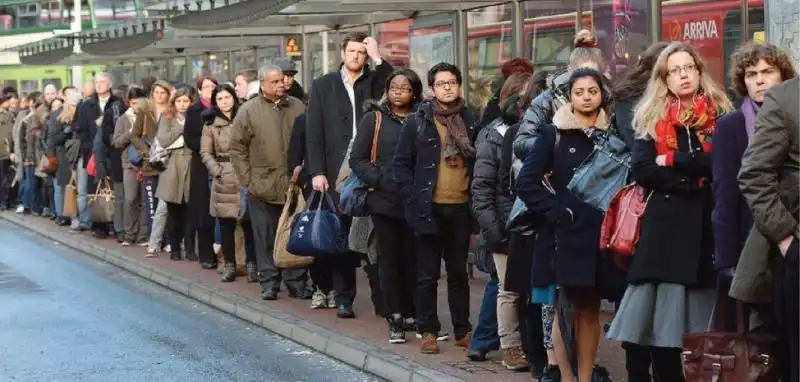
[349,100,415,219]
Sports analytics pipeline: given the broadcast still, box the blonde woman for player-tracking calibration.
[144,81,173,256]
[155,88,194,261]
[49,91,82,226]
[607,42,733,380]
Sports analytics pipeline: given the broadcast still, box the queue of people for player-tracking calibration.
[0,30,797,382]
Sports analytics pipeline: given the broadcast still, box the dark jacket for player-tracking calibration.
[391,99,479,235]
[349,101,410,219]
[612,97,640,150]
[43,109,60,157]
[739,77,799,244]
[516,106,611,288]
[78,94,123,170]
[287,81,307,104]
[512,70,568,159]
[48,113,74,187]
[471,118,514,253]
[306,61,393,189]
[185,100,214,228]
[287,113,311,198]
[479,87,502,130]
[628,124,716,287]
[712,109,754,270]
[92,99,126,181]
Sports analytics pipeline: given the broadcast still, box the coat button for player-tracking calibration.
[569,147,576,153]
[664,194,671,200]
[680,177,687,184]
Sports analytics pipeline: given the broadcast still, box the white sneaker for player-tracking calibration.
[121,241,131,247]
[327,291,337,309]
[15,205,24,213]
[163,244,171,253]
[310,290,327,309]
[416,331,449,341]
[213,243,222,254]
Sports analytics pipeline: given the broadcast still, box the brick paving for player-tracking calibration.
[4,212,627,381]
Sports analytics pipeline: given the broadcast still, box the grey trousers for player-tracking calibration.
[148,199,168,251]
[122,168,148,242]
[113,181,125,236]
[248,194,308,291]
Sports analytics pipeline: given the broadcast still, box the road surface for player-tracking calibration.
[0,220,383,382]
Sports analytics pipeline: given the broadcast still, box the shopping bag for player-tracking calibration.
[274,185,314,268]
[62,170,78,217]
[286,191,348,257]
[88,178,114,223]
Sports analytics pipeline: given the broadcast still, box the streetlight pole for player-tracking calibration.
[70,0,83,87]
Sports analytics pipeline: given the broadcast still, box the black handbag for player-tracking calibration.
[567,125,631,211]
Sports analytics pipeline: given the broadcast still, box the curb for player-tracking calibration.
[3,212,465,382]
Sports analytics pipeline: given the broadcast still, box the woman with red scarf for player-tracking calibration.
[607,42,733,381]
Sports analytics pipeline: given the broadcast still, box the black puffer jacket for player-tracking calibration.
[349,100,411,219]
[512,70,568,159]
[471,118,514,253]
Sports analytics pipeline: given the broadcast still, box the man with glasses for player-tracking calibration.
[392,62,479,354]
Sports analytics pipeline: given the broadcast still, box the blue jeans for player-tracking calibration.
[53,176,63,217]
[23,166,42,213]
[76,157,90,228]
[470,276,500,351]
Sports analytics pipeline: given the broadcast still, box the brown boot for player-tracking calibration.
[501,346,529,371]
[419,333,440,354]
[454,331,473,349]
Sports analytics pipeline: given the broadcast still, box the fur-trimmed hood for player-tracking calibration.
[552,104,609,131]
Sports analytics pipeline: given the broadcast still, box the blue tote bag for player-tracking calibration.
[286,191,349,257]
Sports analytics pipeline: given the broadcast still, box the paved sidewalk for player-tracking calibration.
[2,212,627,382]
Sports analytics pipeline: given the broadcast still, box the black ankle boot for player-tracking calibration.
[221,263,236,282]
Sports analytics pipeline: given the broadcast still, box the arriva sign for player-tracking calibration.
[682,20,719,40]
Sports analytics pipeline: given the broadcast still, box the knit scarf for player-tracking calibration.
[741,97,758,139]
[431,98,474,166]
[654,95,717,155]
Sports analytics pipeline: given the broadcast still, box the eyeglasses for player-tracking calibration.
[389,85,412,93]
[433,80,458,89]
[667,64,698,77]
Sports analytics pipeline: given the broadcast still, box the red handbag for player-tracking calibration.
[87,154,97,176]
[599,183,651,263]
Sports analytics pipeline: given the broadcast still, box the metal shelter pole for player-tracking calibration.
[512,0,524,58]
[321,31,330,74]
[71,0,83,87]
[301,32,311,87]
[649,0,662,44]
[740,0,750,43]
[575,0,582,32]
[456,9,468,105]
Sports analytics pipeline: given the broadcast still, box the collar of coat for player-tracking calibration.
[552,104,609,132]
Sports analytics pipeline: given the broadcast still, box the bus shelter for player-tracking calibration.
[8,0,769,107]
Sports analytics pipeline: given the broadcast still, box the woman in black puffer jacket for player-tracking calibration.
[349,68,422,344]
[471,72,533,370]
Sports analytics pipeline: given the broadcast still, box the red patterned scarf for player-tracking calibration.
[654,95,717,156]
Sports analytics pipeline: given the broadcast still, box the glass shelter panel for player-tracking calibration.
[660,0,764,90]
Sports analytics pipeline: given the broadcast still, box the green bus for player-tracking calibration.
[0,64,106,94]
